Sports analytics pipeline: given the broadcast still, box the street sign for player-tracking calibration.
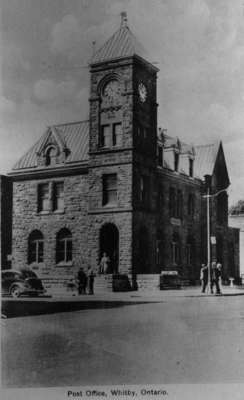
[211,236,216,244]
[161,271,178,275]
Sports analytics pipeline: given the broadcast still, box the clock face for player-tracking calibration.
[103,80,120,104]
[138,82,147,103]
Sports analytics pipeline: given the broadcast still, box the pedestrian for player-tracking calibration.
[210,261,221,295]
[99,252,110,274]
[217,262,222,292]
[200,264,208,293]
[87,267,96,295]
[77,267,87,295]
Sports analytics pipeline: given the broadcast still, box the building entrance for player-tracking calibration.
[100,223,119,274]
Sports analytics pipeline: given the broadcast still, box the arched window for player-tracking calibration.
[56,228,72,264]
[171,232,180,266]
[46,146,57,166]
[28,230,44,264]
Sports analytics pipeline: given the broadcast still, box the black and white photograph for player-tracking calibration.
[1,1,244,399]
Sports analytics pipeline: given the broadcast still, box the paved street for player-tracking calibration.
[2,294,244,387]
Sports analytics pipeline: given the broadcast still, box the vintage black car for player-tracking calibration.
[1,269,46,298]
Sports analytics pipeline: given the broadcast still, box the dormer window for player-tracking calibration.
[46,146,57,166]
[189,158,194,177]
[157,145,163,167]
[174,152,179,172]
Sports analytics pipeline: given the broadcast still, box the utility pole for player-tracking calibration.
[206,184,211,293]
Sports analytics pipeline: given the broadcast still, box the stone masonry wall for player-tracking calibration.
[155,169,203,281]
[12,173,89,283]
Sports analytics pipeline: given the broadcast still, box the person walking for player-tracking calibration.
[200,264,208,293]
[210,261,221,295]
[87,267,95,295]
[99,252,110,274]
[77,267,87,295]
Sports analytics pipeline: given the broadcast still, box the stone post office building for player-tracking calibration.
[1,14,239,291]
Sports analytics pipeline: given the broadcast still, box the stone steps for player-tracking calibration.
[94,275,113,292]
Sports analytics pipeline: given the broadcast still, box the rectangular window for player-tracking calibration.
[53,182,64,211]
[140,175,149,204]
[103,174,117,206]
[100,125,110,147]
[186,244,192,265]
[169,187,176,217]
[171,242,180,265]
[112,123,122,147]
[38,183,49,212]
[188,193,195,217]
[176,190,183,219]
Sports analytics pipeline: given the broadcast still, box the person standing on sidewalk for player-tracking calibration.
[87,267,95,295]
[77,267,87,295]
[210,261,222,295]
[200,264,208,293]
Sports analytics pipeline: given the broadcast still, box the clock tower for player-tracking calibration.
[88,13,159,276]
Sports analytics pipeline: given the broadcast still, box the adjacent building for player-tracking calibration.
[229,209,244,282]
[0,175,12,269]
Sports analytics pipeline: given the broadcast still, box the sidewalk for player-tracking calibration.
[3,286,244,318]
[49,285,244,301]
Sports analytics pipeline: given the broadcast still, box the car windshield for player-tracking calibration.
[19,270,38,279]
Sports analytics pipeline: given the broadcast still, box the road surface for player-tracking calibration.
[2,295,244,387]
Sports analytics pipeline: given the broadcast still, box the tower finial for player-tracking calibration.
[120,11,128,28]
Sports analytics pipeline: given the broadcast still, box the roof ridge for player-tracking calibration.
[52,119,89,128]
[195,141,220,148]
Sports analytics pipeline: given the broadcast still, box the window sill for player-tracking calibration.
[37,210,65,215]
[102,203,118,208]
[37,210,50,215]
[56,261,73,267]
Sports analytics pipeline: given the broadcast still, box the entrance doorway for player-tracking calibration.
[100,223,119,274]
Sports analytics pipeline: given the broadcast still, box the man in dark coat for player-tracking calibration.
[77,267,87,295]
[210,261,221,295]
[200,264,208,293]
[87,267,95,295]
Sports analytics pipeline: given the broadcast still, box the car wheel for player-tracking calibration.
[10,286,21,298]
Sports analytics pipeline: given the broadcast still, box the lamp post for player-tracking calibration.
[203,175,227,293]
[204,175,212,293]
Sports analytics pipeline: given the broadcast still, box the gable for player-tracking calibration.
[12,120,89,171]
[212,142,230,189]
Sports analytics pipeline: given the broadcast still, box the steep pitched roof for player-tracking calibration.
[194,142,220,179]
[91,19,149,65]
[12,120,89,171]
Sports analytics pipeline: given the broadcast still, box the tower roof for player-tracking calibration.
[91,12,150,65]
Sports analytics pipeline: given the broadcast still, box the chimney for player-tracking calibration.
[120,11,128,28]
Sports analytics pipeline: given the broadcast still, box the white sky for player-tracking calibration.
[1,0,244,205]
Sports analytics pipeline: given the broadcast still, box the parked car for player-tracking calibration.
[1,269,46,298]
